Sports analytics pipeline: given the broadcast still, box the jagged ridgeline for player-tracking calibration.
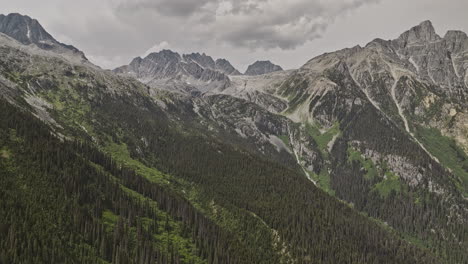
[1,12,468,264]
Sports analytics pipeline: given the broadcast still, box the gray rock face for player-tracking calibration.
[115,50,241,94]
[396,20,441,46]
[273,20,468,200]
[285,20,468,127]
[0,13,86,60]
[389,21,468,97]
[273,19,468,191]
[183,52,216,69]
[215,58,242,75]
[245,60,283,76]
[444,30,468,53]
[216,70,292,113]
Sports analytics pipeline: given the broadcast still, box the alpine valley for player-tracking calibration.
[0,13,467,264]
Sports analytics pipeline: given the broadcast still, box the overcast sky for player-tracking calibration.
[1,0,467,71]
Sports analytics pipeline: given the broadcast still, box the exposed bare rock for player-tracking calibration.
[114,50,239,95]
[245,60,283,76]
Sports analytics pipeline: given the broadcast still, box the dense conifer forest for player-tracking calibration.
[0,97,445,263]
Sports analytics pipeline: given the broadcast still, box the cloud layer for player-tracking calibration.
[115,0,379,50]
[1,0,382,69]
[3,0,468,71]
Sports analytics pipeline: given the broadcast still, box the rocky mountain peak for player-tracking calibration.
[244,60,283,76]
[146,49,181,62]
[183,52,215,69]
[0,13,50,45]
[397,20,441,46]
[129,56,143,65]
[137,50,241,75]
[444,30,468,53]
[215,58,242,75]
[0,13,86,60]
[0,13,87,60]
[444,30,468,40]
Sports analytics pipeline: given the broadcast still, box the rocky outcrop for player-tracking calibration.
[395,20,441,46]
[215,58,242,75]
[245,60,283,76]
[390,20,468,97]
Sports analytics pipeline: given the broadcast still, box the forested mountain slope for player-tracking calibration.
[228,20,468,262]
[0,13,467,263]
[0,13,450,264]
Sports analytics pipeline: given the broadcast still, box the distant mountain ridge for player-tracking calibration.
[114,49,239,94]
[115,50,284,94]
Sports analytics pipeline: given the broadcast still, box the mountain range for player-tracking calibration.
[114,50,283,95]
[0,13,467,264]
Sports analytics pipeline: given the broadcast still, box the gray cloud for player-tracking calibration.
[117,0,215,17]
[0,0,382,69]
[113,0,380,51]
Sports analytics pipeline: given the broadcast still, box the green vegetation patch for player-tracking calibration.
[185,187,282,261]
[373,171,402,198]
[347,146,377,180]
[3,71,21,83]
[277,74,312,114]
[8,129,23,143]
[309,168,335,196]
[416,127,468,197]
[278,135,290,148]
[346,145,404,198]
[102,210,118,233]
[122,187,206,264]
[39,79,96,138]
[0,147,11,159]
[306,122,341,157]
[90,158,206,264]
[104,142,171,186]
[302,121,341,195]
